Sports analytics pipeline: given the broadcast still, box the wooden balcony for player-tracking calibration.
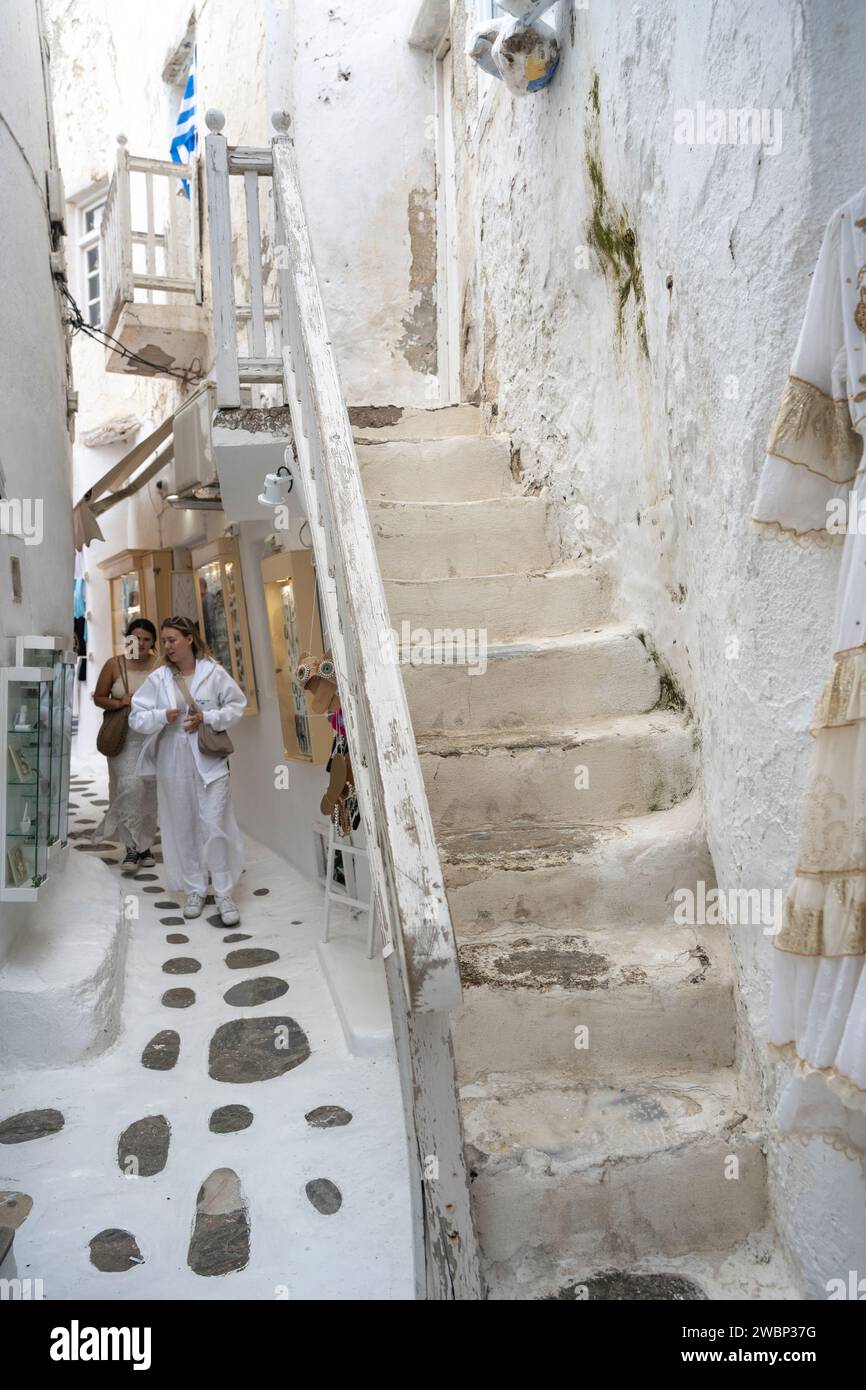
[100,136,209,380]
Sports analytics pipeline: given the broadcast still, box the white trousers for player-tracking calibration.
[155,731,244,896]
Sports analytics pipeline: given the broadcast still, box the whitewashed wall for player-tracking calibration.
[286,0,438,407]
[449,0,866,1296]
[0,1,75,965]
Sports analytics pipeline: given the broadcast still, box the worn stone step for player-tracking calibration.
[358,435,513,503]
[371,497,554,580]
[385,566,614,644]
[454,923,735,1080]
[418,711,698,832]
[487,1230,803,1301]
[461,1071,767,1273]
[441,791,714,935]
[402,626,660,737]
[351,403,482,442]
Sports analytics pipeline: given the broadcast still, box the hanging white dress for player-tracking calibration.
[752,186,866,1154]
[129,659,247,897]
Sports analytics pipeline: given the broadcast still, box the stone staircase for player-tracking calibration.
[357,403,795,1301]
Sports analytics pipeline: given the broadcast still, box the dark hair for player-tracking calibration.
[125,617,157,642]
[160,614,214,664]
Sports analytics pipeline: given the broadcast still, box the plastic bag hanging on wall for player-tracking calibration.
[467,1,560,96]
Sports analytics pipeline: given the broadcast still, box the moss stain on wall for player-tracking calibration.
[585,74,648,356]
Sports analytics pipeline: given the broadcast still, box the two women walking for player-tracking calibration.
[96,616,247,926]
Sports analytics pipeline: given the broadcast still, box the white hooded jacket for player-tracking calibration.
[129,658,247,785]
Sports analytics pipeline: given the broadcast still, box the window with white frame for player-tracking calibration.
[77,194,106,327]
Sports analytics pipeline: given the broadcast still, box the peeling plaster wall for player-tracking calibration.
[0,2,75,965]
[449,0,866,1295]
[290,0,438,405]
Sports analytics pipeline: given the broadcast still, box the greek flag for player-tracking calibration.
[170,53,196,197]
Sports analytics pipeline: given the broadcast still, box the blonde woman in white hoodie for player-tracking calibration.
[130,616,247,925]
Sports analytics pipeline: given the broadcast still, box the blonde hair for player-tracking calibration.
[159,615,217,667]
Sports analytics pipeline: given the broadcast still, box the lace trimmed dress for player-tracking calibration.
[752,187,866,1154]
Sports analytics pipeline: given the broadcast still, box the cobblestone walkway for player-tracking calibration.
[0,756,415,1299]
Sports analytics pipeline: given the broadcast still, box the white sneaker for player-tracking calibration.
[183,892,205,920]
[217,896,240,927]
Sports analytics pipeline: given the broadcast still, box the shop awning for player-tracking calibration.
[72,385,209,549]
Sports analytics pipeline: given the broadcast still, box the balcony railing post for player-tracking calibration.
[204,109,241,407]
[116,133,133,308]
[191,156,203,305]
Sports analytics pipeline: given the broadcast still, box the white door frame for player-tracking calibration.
[434,35,461,405]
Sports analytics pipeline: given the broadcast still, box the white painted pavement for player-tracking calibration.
[0,755,416,1300]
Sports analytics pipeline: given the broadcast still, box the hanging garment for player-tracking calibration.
[753,187,866,1154]
[94,663,159,851]
[129,659,246,895]
[73,577,88,681]
[73,576,87,623]
[73,616,87,682]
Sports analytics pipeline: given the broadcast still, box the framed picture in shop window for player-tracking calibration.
[8,744,33,783]
[6,846,29,887]
[261,548,333,765]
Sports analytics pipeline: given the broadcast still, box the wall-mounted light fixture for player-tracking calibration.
[258,462,294,509]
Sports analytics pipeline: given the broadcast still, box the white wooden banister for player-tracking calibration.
[202,108,483,1298]
[272,133,461,1012]
[272,115,481,1297]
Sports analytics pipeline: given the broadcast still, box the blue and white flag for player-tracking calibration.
[170,52,196,197]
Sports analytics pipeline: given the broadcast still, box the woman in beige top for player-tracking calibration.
[93,619,160,873]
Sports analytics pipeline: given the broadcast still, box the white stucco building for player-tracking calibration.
[0,0,76,965]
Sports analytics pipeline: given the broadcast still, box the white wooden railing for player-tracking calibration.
[204,109,483,1299]
[100,135,202,336]
[204,114,283,403]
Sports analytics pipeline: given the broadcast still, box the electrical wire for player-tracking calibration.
[59,282,204,385]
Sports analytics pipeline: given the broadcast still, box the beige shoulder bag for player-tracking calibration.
[171,668,234,759]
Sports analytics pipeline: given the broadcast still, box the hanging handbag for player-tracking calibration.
[96,656,130,757]
[320,734,359,837]
[172,669,234,759]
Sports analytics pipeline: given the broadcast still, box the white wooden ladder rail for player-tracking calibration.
[204,109,484,1300]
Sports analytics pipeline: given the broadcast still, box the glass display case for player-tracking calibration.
[15,637,76,856]
[261,548,332,763]
[1,665,55,900]
[53,658,75,852]
[8,636,76,884]
[191,536,257,713]
[97,548,180,654]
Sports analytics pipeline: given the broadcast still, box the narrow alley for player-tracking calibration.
[1,754,415,1299]
[2,0,866,1339]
